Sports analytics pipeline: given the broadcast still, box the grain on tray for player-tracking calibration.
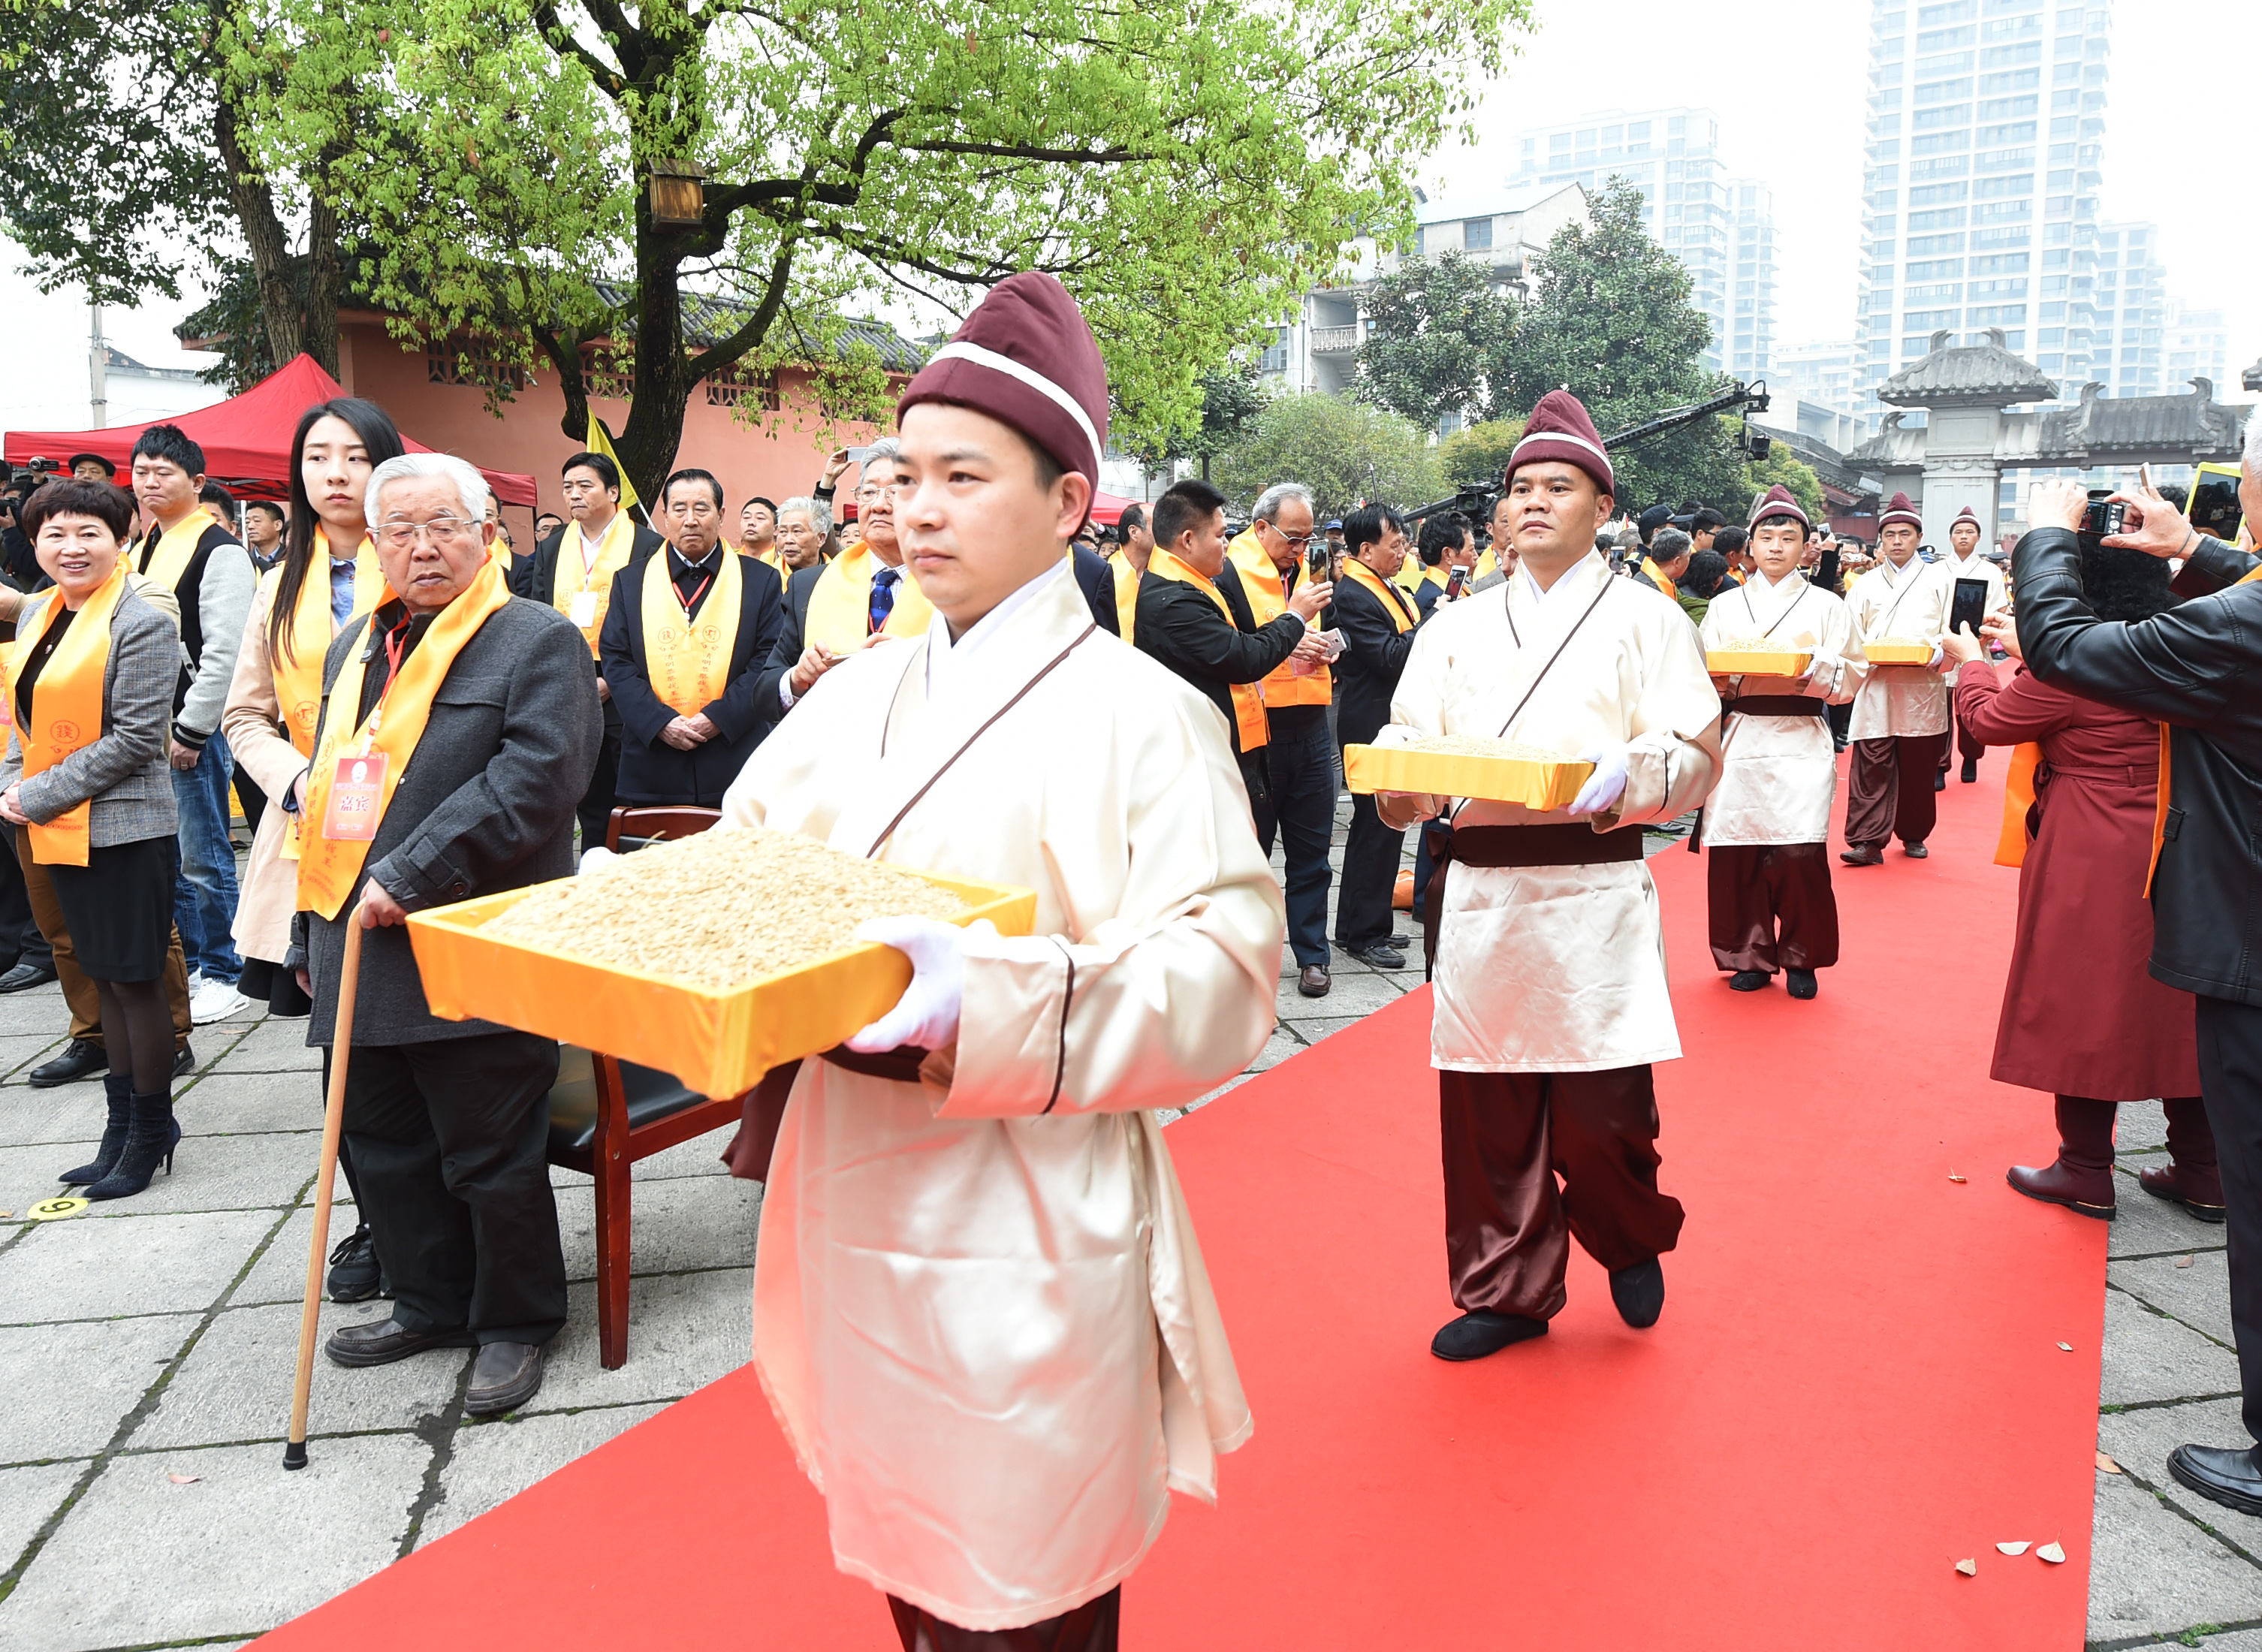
[1401,734,1584,764]
[481,828,965,990]
[1708,637,1784,651]
[1865,636,1929,647]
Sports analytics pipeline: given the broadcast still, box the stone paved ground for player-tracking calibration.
[0,809,2253,1648]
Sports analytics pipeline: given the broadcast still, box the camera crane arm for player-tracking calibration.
[1601,379,1770,451]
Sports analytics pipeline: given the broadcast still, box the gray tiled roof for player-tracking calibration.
[2037,379,2250,462]
[1877,328,2059,407]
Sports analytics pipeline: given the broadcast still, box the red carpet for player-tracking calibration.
[261,745,2104,1650]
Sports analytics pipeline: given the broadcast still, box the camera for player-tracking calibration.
[2080,490,2126,539]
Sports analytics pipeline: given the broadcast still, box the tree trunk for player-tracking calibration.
[213,96,303,372]
[300,143,346,378]
[616,207,692,506]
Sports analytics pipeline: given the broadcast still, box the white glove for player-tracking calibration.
[579,846,624,876]
[1927,643,1946,669]
[846,917,997,1053]
[1802,651,1841,687]
[1568,743,1630,817]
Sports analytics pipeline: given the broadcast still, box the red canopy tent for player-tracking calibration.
[5,354,538,507]
[1088,489,1140,527]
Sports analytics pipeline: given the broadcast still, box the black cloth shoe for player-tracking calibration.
[173,1045,196,1080]
[1729,970,1771,992]
[1340,941,1407,971]
[327,1224,386,1303]
[29,1039,107,1088]
[0,959,57,992]
[1961,757,1979,783]
[2170,1444,2262,1518]
[1786,968,1818,999]
[59,1075,133,1186]
[1839,844,1884,867]
[324,1317,475,1368]
[1431,1310,1549,1361]
[1932,770,1947,791]
[1902,841,1929,859]
[465,1341,547,1416]
[1609,1259,1666,1328]
[1297,965,1331,998]
[86,1093,179,1200]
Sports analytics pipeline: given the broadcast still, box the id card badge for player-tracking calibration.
[569,590,599,629]
[322,752,388,842]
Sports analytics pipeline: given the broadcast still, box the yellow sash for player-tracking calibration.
[1226,529,1329,708]
[137,508,222,590]
[743,546,787,589]
[5,558,131,867]
[273,540,385,759]
[553,511,637,657]
[642,550,743,716]
[1148,548,1268,751]
[296,558,513,919]
[1105,550,1139,643]
[1341,556,1417,634]
[801,541,932,654]
[2149,558,2262,894]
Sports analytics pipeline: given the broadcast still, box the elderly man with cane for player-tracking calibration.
[2008,433,2262,1518]
[288,454,600,1424]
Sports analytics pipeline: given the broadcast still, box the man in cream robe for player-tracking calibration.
[1842,492,1952,864]
[722,273,1277,1648]
[1373,390,1721,1364]
[1698,487,1866,999]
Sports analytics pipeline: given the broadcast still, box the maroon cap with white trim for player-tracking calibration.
[1506,389,1615,498]
[897,272,1108,492]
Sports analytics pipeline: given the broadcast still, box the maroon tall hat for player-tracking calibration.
[897,272,1108,494]
[1747,483,1811,533]
[1950,504,1982,531]
[1506,389,1615,498]
[1878,492,1923,532]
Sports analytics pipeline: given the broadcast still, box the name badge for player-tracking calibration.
[570,591,599,628]
[322,752,388,842]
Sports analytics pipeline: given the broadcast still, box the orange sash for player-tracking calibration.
[1995,741,2042,869]
[1341,556,1417,633]
[1225,529,1329,707]
[296,558,513,919]
[1105,550,1139,643]
[3,558,131,867]
[1642,557,1679,601]
[641,549,743,716]
[801,541,932,653]
[1148,548,1268,751]
[552,511,637,657]
[137,508,223,590]
[273,540,385,758]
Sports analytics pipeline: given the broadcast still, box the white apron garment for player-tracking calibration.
[1697,571,1866,848]
[719,570,1281,1632]
[1376,551,1721,1074]
[1845,556,1951,740]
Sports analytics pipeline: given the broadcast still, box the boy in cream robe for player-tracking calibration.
[1935,502,2007,785]
[719,273,1280,1650]
[1371,390,1721,1363]
[1842,492,1953,864]
[1698,485,1866,999]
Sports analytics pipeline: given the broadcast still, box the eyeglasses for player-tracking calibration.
[1259,523,1314,548]
[377,516,477,549]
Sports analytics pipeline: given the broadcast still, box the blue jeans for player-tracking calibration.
[171,731,243,984]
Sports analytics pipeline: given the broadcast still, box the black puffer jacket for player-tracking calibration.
[2016,526,2262,1005]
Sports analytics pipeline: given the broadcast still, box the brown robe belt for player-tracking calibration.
[721,1044,933,1182]
[1423,824,1645,981]
[1726,695,1826,717]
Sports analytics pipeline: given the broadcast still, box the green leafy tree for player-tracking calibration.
[230,0,1533,499]
[1742,449,1826,526]
[1212,394,1443,521]
[1496,178,1743,514]
[1437,416,1525,491]
[1353,251,1519,430]
[1117,360,1271,481]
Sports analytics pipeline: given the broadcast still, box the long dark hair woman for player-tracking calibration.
[220,398,403,1017]
[0,480,188,1198]
[1941,542,2218,1222]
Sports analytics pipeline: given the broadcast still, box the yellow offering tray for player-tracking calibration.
[1706,649,1812,677]
[1865,640,1935,666]
[1343,743,1594,812]
[408,867,1037,1099]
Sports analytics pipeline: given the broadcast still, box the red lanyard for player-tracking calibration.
[362,620,412,743]
[671,569,713,616]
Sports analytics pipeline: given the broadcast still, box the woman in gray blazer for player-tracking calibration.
[0,479,185,1199]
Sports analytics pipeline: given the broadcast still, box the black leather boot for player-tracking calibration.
[59,1073,133,1185]
[87,1092,180,1201]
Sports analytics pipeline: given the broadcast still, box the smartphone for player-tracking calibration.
[2139,463,2155,493]
[846,445,874,465]
[2190,464,2246,543]
[1445,565,1470,599]
[1307,542,1331,581]
[1949,577,1990,641]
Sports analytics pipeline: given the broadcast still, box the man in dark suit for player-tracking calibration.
[1133,478,1330,819]
[508,451,665,846]
[295,454,602,1419]
[1069,541,1120,635]
[600,468,785,808]
[1332,503,1427,969]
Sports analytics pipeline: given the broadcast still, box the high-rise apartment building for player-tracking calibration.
[1854,0,2112,400]
[2166,302,2232,396]
[1509,107,1776,378]
[2088,221,2168,396]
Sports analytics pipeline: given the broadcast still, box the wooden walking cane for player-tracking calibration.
[283,906,367,1470]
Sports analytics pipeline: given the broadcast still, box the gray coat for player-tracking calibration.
[0,583,182,848]
[294,596,602,1047]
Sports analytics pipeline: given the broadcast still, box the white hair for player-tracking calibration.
[861,436,903,471]
[1252,482,1313,525]
[365,453,490,527]
[2245,408,2262,477]
[778,493,831,536]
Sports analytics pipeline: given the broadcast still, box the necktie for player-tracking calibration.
[870,565,900,635]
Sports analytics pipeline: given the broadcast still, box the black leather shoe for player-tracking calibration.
[29,1039,107,1088]
[1961,757,1979,783]
[465,1341,547,1415]
[1932,770,1947,791]
[1609,1259,1666,1328]
[1840,844,1883,867]
[324,1317,475,1368]
[1297,965,1331,998]
[326,1223,386,1303]
[1729,970,1770,992]
[1341,942,1407,971]
[2170,1444,2262,1517]
[1786,969,1818,1000]
[1902,841,1929,859]
[0,960,57,992]
[173,1045,195,1080]
[1431,1310,1549,1361]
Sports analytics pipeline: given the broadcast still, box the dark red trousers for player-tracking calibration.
[889,1587,1119,1652]
[1844,731,1950,849]
[1938,710,1984,773]
[1707,842,1840,972]
[1440,1067,1685,1320]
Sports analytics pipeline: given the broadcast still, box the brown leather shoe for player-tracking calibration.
[324,1317,475,1368]
[1297,965,1331,998]
[2140,1162,2228,1223]
[2007,1159,2116,1219]
[1840,843,1884,867]
[464,1341,547,1416]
